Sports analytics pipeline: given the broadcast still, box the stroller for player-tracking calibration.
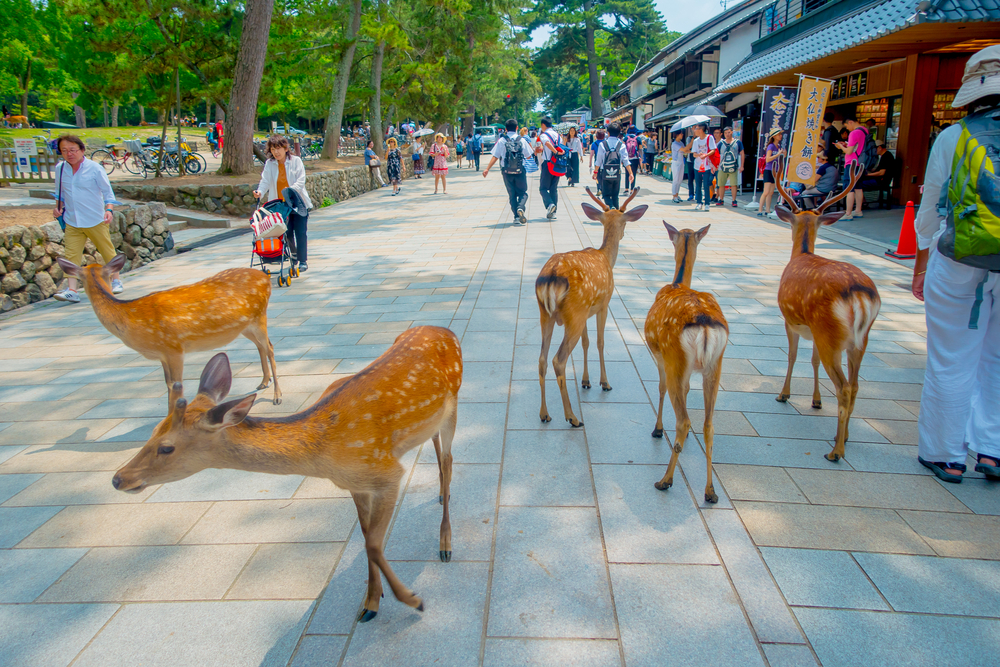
[249,199,298,287]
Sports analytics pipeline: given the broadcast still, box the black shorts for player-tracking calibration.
[762,170,775,184]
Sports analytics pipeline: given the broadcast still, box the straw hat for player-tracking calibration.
[953,44,1000,108]
[767,127,783,139]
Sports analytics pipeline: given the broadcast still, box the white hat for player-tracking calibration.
[953,45,1000,108]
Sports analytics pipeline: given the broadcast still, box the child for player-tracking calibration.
[413,141,425,179]
[386,137,402,195]
[430,133,450,194]
[455,136,465,169]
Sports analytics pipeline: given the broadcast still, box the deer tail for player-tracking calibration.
[535,275,570,316]
[680,315,728,370]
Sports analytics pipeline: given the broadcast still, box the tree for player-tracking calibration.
[322,0,362,158]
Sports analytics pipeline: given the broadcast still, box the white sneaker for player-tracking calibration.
[695,204,703,211]
[111,278,124,294]
[517,208,527,224]
[53,289,80,303]
[546,204,557,219]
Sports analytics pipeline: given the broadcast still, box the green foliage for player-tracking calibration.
[321,196,334,207]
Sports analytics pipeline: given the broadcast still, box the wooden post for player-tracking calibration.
[896,54,939,206]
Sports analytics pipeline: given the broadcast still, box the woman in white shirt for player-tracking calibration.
[565,126,584,186]
[254,135,313,271]
[670,131,688,204]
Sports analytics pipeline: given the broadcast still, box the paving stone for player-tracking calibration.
[786,468,970,512]
[507,379,581,430]
[898,510,1000,560]
[500,429,594,507]
[762,643,820,667]
[459,361,513,403]
[841,442,925,475]
[0,417,123,445]
[182,498,357,544]
[461,330,515,361]
[938,475,1000,516]
[0,603,119,667]
[714,464,806,503]
[0,399,102,421]
[416,401,506,465]
[18,502,210,548]
[468,307,518,331]
[227,542,344,599]
[0,547,89,602]
[290,635,349,667]
[759,547,889,610]
[72,600,313,667]
[0,472,44,503]
[488,506,616,638]
[713,435,855,470]
[579,402,667,464]
[743,412,888,444]
[3,471,155,506]
[611,563,766,667]
[145,468,305,503]
[482,639,622,667]
[96,417,161,442]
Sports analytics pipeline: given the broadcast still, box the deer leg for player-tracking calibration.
[351,491,383,623]
[655,372,690,491]
[811,344,823,409]
[365,489,424,614]
[243,325,281,405]
[819,347,850,462]
[160,355,184,407]
[777,323,800,402]
[652,358,667,438]
[596,306,611,391]
[539,313,556,423]
[435,404,457,563]
[553,319,585,427]
[580,324,591,389]
[702,363,722,504]
[845,344,866,444]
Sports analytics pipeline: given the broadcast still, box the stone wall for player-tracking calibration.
[115,154,416,218]
[0,202,174,313]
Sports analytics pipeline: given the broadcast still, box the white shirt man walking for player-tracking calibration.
[483,118,534,225]
[52,134,123,303]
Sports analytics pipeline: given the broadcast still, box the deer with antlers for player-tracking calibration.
[773,164,881,462]
[112,325,463,622]
[57,254,282,405]
[646,223,728,503]
[536,187,647,426]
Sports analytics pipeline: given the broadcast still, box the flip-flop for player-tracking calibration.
[975,454,1000,480]
[919,457,966,483]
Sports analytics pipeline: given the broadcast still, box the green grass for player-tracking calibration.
[4,125,268,147]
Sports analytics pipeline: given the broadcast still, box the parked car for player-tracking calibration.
[473,126,498,150]
[275,125,307,136]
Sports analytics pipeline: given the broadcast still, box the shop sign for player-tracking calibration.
[786,76,833,186]
[756,86,797,166]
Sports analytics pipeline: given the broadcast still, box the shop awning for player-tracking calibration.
[717,0,1000,93]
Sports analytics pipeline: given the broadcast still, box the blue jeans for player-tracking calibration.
[694,170,712,206]
[280,188,309,263]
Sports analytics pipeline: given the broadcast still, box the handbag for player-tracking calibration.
[56,163,66,231]
[250,204,287,239]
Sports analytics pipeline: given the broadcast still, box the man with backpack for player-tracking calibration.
[483,118,533,225]
[623,128,641,195]
[910,44,1000,484]
[536,117,567,219]
[471,132,483,171]
[715,126,744,207]
[834,114,877,221]
[592,122,634,210]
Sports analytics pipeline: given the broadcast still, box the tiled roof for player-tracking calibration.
[925,0,1000,21]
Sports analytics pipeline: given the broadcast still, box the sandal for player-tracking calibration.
[975,454,1000,480]
[919,457,966,483]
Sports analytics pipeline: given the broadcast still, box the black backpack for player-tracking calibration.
[859,128,878,171]
[602,139,622,182]
[502,136,526,175]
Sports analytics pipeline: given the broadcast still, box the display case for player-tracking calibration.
[931,92,966,125]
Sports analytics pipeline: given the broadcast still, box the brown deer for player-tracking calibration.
[646,223,728,503]
[773,164,881,462]
[536,187,648,426]
[112,325,463,622]
[57,254,282,404]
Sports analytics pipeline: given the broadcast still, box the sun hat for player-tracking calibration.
[953,44,1000,108]
[875,139,885,147]
[767,127,782,140]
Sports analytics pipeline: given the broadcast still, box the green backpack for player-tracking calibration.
[937,106,1000,271]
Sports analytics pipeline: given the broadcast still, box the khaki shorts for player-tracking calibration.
[718,170,739,193]
[64,223,117,267]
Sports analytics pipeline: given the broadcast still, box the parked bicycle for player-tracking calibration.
[91,136,147,176]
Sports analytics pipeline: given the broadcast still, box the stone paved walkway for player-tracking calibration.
[1,167,999,667]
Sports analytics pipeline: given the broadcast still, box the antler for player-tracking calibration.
[585,186,610,211]
[817,162,864,214]
[772,165,801,214]
[620,186,639,212]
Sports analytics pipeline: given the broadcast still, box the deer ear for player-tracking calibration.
[817,211,845,226]
[774,205,798,224]
[581,203,604,221]
[204,394,256,429]
[663,221,679,240]
[105,253,126,274]
[696,224,711,240]
[198,353,233,402]
[57,257,83,278]
[623,204,648,222]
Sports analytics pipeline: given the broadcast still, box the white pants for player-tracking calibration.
[918,248,1000,463]
[671,161,684,197]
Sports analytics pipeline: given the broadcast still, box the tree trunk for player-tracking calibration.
[19,59,31,116]
[369,14,386,155]
[72,93,86,128]
[111,102,120,128]
[584,0,602,118]
[462,105,475,138]
[139,104,146,124]
[155,106,170,178]
[176,68,185,176]
[216,104,225,122]
[322,0,362,159]
[220,0,274,175]
[205,99,211,124]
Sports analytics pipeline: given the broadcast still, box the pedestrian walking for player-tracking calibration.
[759,128,784,216]
[254,135,312,272]
[822,112,841,166]
[455,135,465,169]
[911,45,1000,484]
[590,129,606,193]
[482,118,533,225]
[215,120,224,150]
[592,122,633,210]
[643,130,657,175]
[685,143,696,201]
[670,131,687,203]
[624,128,641,194]
[716,126,744,207]
[386,136,403,196]
[471,131,483,171]
[365,140,387,188]
[834,115,870,220]
[565,126,583,186]
[413,140,425,178]
[690,123,717,212]
[430,133,450,194]
[52,135,124,303]
[536,117,565,219]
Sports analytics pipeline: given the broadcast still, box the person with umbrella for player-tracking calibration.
[670,130,689,204]
[690,122,717,212]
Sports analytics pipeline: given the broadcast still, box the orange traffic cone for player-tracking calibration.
[886,201,917,259]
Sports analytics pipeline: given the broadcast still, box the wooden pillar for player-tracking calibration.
[896,53,939,205]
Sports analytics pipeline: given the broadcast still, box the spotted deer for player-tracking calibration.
[536,187,648,426]
[57,254,281,405]
[112,325,462,622]
[773,163,881,462]
[645,223,728,503]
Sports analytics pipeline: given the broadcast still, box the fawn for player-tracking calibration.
[112,325,463,622]
[57,254,281,404]
[536,187,647,426]
[645,223,728,503]
[773,164,881,462]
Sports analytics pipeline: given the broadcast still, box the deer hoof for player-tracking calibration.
[440,550,452,563]
[415,598,425,612]
[601,383,612,392]
[257,381,270,390]
[651,428,664,438]
[581,380,591,389]
[654,479,673,491]
[567,418,584,428]
[705,491,719,504]
[776,394,790,403]
[825,452,842,463]
[812,399,822,409]
[358,608,377,623]
[273,397,282,405]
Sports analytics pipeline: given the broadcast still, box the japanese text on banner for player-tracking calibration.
[787,77,832,186]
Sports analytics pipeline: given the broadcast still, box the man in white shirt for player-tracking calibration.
[52,134,123,303]
[690,123,717,211]
[592,122,634,210]
[483,118,534,225]
[536,117,564,219]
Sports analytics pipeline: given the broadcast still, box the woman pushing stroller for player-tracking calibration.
[254,136,312,272]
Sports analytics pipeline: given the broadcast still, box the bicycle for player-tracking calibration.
[91,136,147,176]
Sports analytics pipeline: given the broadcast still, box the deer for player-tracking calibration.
[112,325,463,622]
[645,223,728,503]
[772,163,881,463]
[536,187,648,427]
[56,254,282,405]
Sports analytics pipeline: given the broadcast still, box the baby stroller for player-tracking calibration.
[249,199,298,287]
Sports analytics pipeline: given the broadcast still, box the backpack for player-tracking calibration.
[720,140,739,172]
[601,139,622,182]
[502,136,526,175]
[859,128,879,171]
[545,130,569,176]
[471,135,482,152]
[626,134,639,158]
[456,140,464,153]
[936,107,1000,272]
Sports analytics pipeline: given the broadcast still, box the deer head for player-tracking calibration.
[663,222,710,287]
[581,186,649,241]
[57,253,127,291]
[112,353,256,492]
[773,163,863,255]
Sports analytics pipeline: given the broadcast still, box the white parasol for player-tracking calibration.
[411,128,434,138]
[669,115,712,134]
